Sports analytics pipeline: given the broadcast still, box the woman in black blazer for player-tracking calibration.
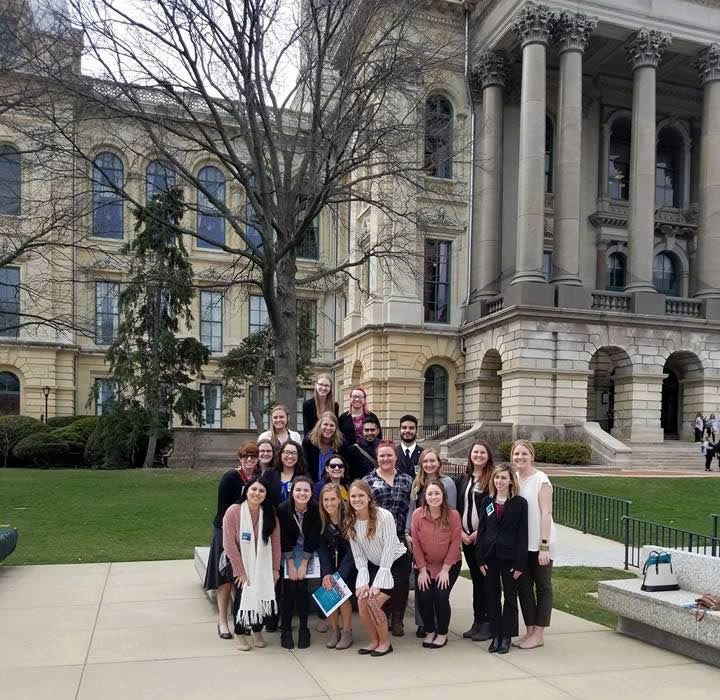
[277,476,321,649]
[455,441,495,642]
[302,375,340,436]
[475,464,528,655]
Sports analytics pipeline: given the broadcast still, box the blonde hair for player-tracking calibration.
[487,464,520,500]
[344,480,379,540]
[308,411,344,451]
[511,439,535,462]
[411,447,444,501]
[318,483,345,534]
[269,404,290,445]
[314,374,334,417]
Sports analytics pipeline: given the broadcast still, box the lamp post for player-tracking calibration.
[42,386,50,423]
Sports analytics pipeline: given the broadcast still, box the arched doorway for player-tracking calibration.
[0,371,20,415]
[662,351,703,440]
[587,347,632,435]
[423,364,448,427]
[479,349,502,421]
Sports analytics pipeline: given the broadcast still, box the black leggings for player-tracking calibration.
[231,581,264,635]
[463,542,487,624]
[281,578,309,630]
[415,561,462,635]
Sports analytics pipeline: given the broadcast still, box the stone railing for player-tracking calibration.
[591,291,631,311]
[665,297,702,317]
[487,295,504,314]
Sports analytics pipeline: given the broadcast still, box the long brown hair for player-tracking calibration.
[314,374,334,417]
[344,479,379,540]
[411,447,445,500]
[422,480,451,530]
[465,440,495,492]
[318,483,345,534]
[487,464,520,500]
[308,411,344,451]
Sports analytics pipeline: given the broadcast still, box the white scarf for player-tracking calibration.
[237,501,276,627]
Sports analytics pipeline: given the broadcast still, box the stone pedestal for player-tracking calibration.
[504,280,555,308]
[630,291,666,316]
[555,284,592,310]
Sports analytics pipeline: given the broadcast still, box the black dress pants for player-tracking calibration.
[231,581,264,635]
[281,578,309,630]
[463,542,487,624]
[415,561,462,635]
[484,558,520,638]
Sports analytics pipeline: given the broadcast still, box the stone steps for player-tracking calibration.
[627,442,703,469]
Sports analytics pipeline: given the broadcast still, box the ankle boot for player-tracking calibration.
[497,637,511,654]
[298,626,311,649]
[462,622,479,639]
[335,629,353,650]
[280,628,294,649]
[488,636,501,653]
[472,621,493,642]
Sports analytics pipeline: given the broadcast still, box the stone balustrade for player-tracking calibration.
[665,297,702,317]
[591,291,631,312]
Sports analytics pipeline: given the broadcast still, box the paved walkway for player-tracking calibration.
[2,558,719,700]
[553,525,627,568]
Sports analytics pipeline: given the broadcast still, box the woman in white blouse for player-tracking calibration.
[511,440,556,649]
[344,480,408,657]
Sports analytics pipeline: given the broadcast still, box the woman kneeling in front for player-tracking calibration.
[345,480,409,657]
[411,481,462,648]
[475,465,527,654]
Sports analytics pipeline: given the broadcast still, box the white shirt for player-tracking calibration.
[400,442,417,457]
[349,508,406,590]
[518,469,557,557]
[257,429,302,445]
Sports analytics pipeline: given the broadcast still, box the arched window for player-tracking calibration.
[423,364,448,426]
[545,116,554,194]
[0,371,20,415]
[424,95,453,179]
[656,127,683,208]
[146,160,176,201]
[197,166,225,248]
[0,145,20,215]
[608,117,631,201]
[607,253,626,291]
[653,252,680,296]
[92,152,124,239]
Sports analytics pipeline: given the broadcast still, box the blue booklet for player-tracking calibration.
[312,572,352,616]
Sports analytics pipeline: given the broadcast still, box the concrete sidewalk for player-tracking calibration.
[553,525,627,568]
[2,558,719,700]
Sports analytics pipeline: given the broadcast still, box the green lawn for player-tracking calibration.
[552,477,720,536]
[0,469,218,565]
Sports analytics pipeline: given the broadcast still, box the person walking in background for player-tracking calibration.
[475,465,528,655]
[303,411,346,483]
[258,405,302,448]
[345,480,409,657]
[313,455,350,501]
[339,386,382,445]
[302,375,339,436]
[396,414,422,477]
[512,440,556,650]
[363,441,413,636]
[695,413,705,443]
[204,441,260,640]
[702,435,715,471]
[455,441,494,642]
[277,476,321,649]
[317,483,355,649]
[221,476,280,651]
[347,416,381,479]
[265,440,307,506]
[411,482,462,649]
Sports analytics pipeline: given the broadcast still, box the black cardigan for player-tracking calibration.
[302,398,340,437]
[277,500,322,555]
[212,469,246,528]
[317,519,355,581]
[474,494,528,572]
[455,473,488,534]
[337,410,382,445]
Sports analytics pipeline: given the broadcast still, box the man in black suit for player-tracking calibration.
[396,414,422,477]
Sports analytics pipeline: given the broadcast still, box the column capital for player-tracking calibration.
[553,11,597,54]
[511,2,555,48]
[472,51,508,91]
[625,28,671,71]
[697,44,720,85]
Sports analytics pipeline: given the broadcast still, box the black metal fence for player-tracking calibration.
[383,422,473,443]
[553,486,631,540]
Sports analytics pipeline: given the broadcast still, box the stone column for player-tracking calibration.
[551,12,596,300]
[507,3,554,306]
[624,29,671,305]
[595,238,609,290]
[471,51,507,300]
[695,44,720,312]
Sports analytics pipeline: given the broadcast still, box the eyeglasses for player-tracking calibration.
[350,394,364,399]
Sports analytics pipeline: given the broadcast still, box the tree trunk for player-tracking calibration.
[274,255,298,428]
[143,286,163,468]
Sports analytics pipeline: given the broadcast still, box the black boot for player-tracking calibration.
[462,622,479,639]
[497,637,511,654]
[472,621,493,642]
[488,636,501,653]
[298,626,311,649]
[280,628,294,649]
[415,625,425,638]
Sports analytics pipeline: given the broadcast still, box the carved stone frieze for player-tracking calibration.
[625,29,671,71]
[511,2,555,48]
[472,51,508,92]
[697,44,720,85]
[552,11,597,54]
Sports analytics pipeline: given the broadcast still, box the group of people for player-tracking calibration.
[203,375,556,657]
[696,414,720,471]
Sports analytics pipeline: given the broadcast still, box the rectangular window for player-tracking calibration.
[423,239,451,323]
[200,290,223,353]
[95,379,117,416]
[0,266,20,338]
[297,298,317,359]
[202,383,222,429]
[95,281,119,345]
[245,176,263,253]
[296,389,314,434]
[249,385,270,431]
[298,217,319,259]
[249,294,268,334]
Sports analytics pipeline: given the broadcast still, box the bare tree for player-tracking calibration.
[18,0,467,422]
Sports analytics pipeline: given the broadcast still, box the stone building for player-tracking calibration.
[337,0,720,458]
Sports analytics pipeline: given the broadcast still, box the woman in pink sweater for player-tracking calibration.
[222,476,281,651]
[411,481,462,649]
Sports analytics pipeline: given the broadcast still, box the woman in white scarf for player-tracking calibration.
[222,476,281,651]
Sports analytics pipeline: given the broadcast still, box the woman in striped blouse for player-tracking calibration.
[344,480,408,657]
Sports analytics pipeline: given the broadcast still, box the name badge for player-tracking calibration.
[241,532,252,541]
[486,502,495,516]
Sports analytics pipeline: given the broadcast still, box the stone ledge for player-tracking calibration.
[194,546,215,602]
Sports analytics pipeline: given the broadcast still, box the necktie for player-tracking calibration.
[405,448,410,462]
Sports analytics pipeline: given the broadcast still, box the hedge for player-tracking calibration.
[498,441,591,465]
[0,416,51,467]
[46,415,86,429]
[52,417,99,448]
[12,432,74,468]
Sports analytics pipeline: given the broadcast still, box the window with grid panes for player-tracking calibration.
[202,383,222,428]
[0,267,19,338]
[95,281,119,344]
[200,290,223,352]
[297,298,317,359]
[249,294,268,334]
[95,379,117,416]
[423,239,451,323]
